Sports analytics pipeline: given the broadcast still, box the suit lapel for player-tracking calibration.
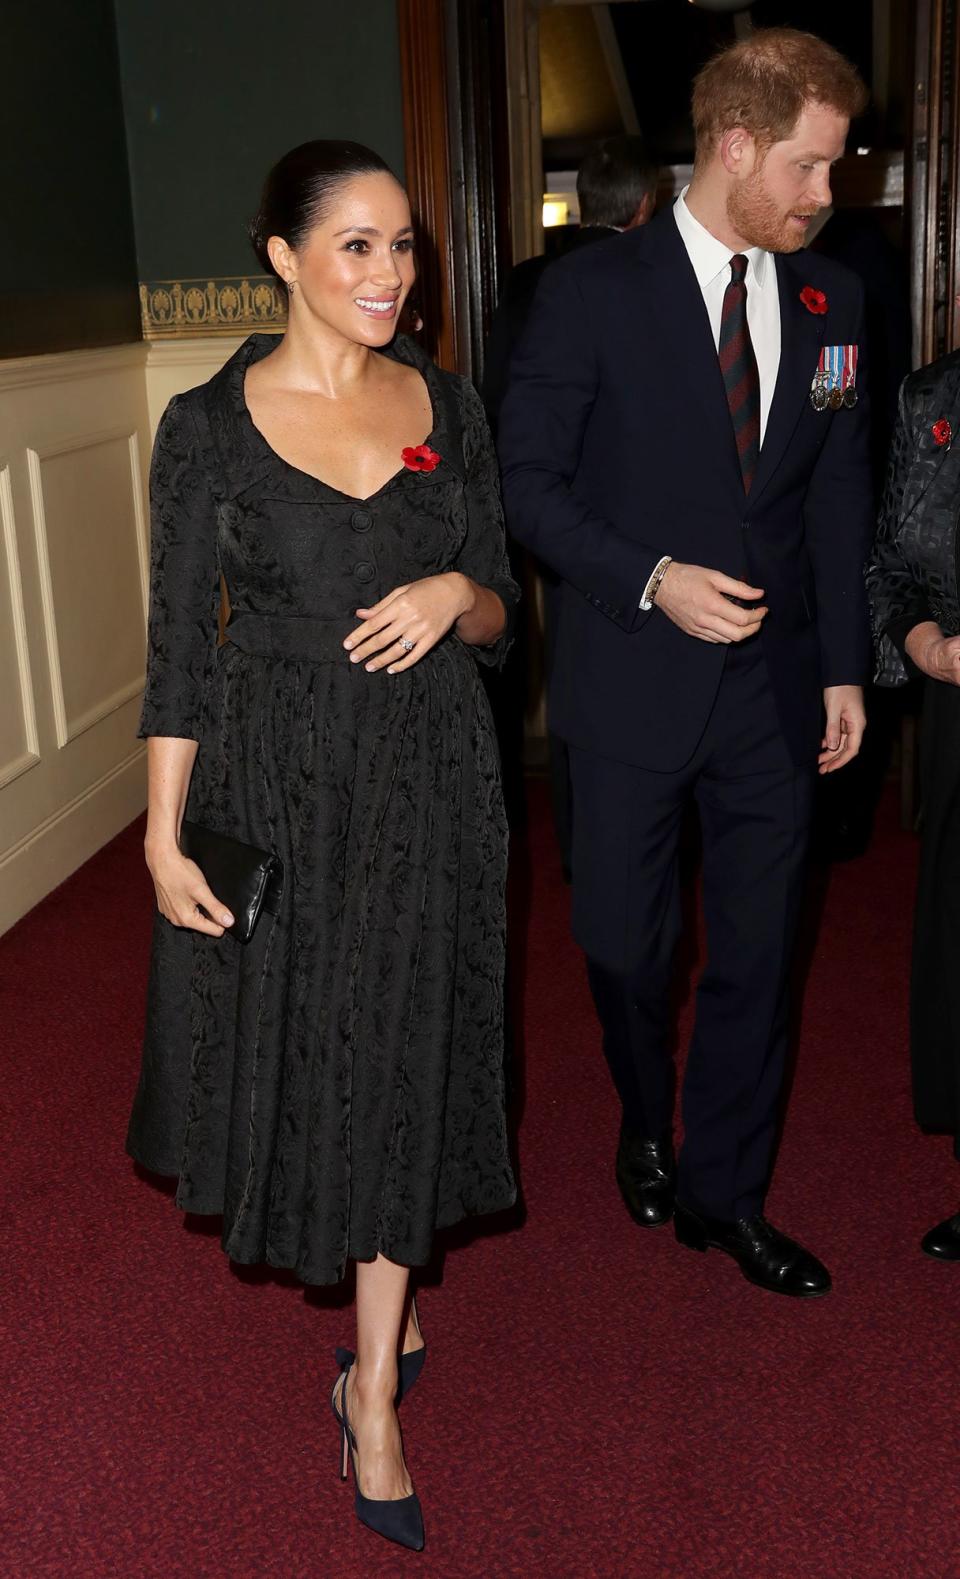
[748,254,825,505]
[637,211,743,499]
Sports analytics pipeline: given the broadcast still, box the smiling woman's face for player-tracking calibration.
[272,172,417,347]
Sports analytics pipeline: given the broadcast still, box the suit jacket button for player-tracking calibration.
[354,561,375,583]
[351,509,373,533]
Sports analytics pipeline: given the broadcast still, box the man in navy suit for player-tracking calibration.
[499,28,872,1298]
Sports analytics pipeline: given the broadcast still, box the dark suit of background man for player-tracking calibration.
[499,28,874,1299]
[482,138,659,861]
[483,137,659,430]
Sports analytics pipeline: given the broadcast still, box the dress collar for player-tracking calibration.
[227,331,446,419]
[219,333,462,493]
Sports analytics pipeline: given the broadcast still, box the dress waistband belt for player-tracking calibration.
[226,612,357,663]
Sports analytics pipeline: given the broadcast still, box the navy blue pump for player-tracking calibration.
[330,1355,425,1553]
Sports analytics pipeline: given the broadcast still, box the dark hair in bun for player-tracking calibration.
[249,140,397,279]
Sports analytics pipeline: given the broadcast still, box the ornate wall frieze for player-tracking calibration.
[139,276,287,339]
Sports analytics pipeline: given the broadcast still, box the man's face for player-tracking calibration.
[727,102,849,253]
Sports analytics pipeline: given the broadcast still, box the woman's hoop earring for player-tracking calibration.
[287,280,296,293]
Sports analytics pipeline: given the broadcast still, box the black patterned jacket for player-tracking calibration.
[866,350,960,685]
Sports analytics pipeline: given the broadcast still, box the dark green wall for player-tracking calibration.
[0,0,140,357]
[114,0,405,282]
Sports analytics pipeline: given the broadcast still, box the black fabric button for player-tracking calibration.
[354,561,375,583]
[351,509,373,533]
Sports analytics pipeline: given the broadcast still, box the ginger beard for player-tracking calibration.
[726,151,819,255]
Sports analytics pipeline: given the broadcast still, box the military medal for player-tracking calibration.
[828,344,843,407]
[841,343,859,408]
[810,363,829,411]
[811,345,837,411]
[810,343,859,412]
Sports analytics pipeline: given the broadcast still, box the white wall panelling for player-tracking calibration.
[0,462,40,792]
[27,427,149,748]
[0,344,152,934]
[144,336,247,433]
[0,336,246,934]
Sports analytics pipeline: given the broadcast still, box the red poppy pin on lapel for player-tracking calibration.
[401,444,440,473]
[800,286,828,315]
[932,419,952,448]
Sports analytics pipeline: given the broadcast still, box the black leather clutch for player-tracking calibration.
[179,820,283,944]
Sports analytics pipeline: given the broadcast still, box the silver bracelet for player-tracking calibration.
[640,555,672,612]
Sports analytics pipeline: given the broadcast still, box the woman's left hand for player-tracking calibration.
[344,573,475,673]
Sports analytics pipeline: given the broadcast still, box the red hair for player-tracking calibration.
[692,28,868,161]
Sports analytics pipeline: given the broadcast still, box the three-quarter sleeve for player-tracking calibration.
[138,395,222,740]
[454,380,521,668]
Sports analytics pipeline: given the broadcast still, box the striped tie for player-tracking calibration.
[719,253,760,492]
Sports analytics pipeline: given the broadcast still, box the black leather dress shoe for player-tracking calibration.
[921,1211,960,1260]
[616,1125,676,1227]
[674,1202,831,1298]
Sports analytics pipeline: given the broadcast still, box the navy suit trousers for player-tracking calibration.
[570,638,815,1221]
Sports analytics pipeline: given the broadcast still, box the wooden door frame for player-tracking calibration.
[501,0,544,270]
[910,0,960,363]
[397,0,512,376]
[397,0,458,370]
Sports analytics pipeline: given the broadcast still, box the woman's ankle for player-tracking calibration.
[351,1358,400,1405]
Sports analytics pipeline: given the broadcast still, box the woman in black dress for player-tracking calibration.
[866,347,960,1263]
[126,141,519,1551]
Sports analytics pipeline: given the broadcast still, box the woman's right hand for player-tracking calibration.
[146,843,234,937]
[905,623,960,685]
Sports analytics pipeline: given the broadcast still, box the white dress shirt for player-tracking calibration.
[673,187,781,444]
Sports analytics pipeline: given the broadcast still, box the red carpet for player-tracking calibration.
[2,782,957,1578]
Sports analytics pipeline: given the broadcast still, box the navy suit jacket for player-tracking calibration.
[497,207,874,772]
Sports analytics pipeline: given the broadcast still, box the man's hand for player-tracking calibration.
[904,622,960,686]
[655,562,768,644]
[818,685,866,774]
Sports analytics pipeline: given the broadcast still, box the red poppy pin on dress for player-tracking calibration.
[800,286,828,315]
[932,419,952,448]
[402,444,441,473]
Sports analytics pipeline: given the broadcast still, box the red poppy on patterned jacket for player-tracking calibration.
[932,418,952,448]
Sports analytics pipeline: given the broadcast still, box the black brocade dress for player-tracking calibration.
[126,333,519,1285]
